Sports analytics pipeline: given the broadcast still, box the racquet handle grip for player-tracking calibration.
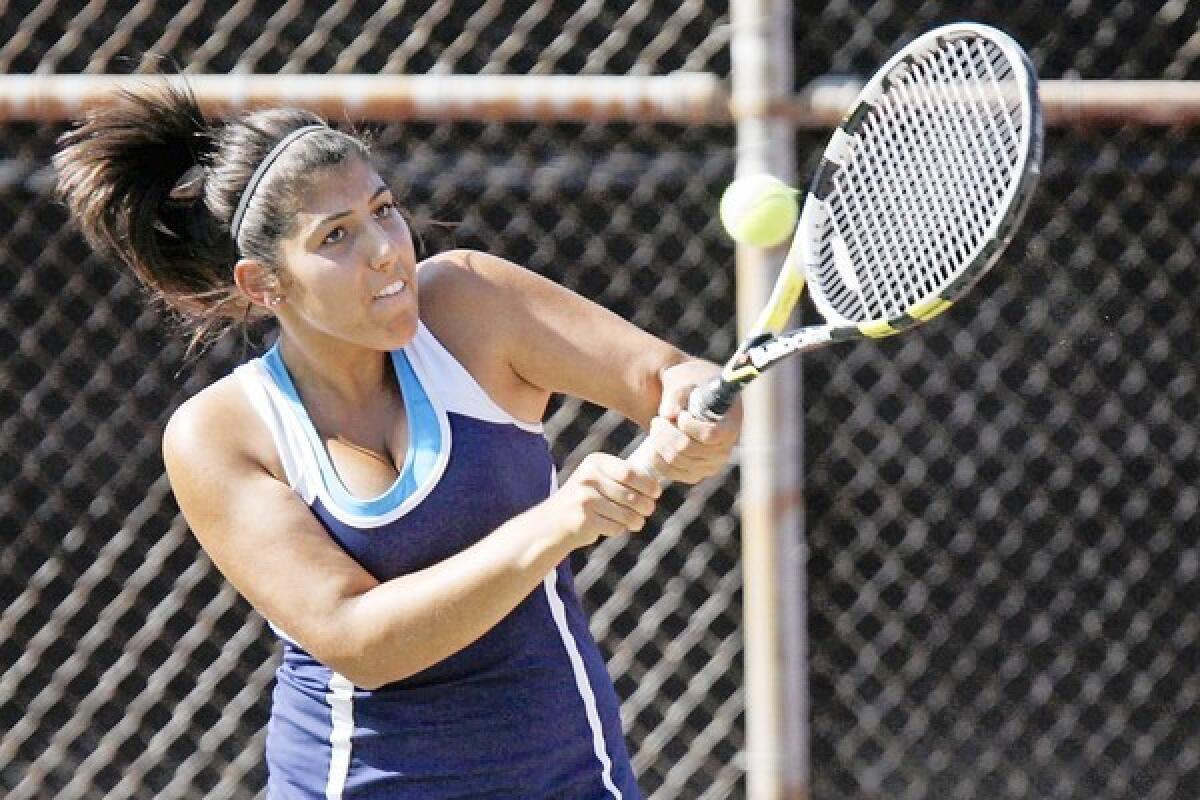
[627,377,738,485]
[627,436,665,484]
[687,376,739,421]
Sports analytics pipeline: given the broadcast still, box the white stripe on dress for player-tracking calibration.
[542,571,623,799]
[325,673,356,800]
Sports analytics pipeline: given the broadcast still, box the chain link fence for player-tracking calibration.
[804,123,1200,800]
[1,3,741,798]
[2,2,1200,799]
[796,4,1200,798]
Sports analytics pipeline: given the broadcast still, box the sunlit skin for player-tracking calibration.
[228,156,422,493]
[164,144,739,690]
[235,156,418,410]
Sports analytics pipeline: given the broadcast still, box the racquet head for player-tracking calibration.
[794,21,1042,343]
[690,23,1042,419]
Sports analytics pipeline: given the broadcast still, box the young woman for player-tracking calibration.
[55,83,739,799]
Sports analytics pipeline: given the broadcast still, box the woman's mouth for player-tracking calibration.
[374,279,407,300]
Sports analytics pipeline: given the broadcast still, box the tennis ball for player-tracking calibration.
[719,174,799,247]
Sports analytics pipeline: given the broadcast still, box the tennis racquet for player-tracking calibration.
[630,22,1042,474]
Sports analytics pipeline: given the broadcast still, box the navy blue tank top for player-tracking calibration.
[234,322,640,799]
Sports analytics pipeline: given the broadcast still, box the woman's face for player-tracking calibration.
[274,155,419,354]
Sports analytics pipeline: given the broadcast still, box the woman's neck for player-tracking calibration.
[277,333,391,410]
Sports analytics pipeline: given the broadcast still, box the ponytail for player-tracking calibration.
[55,81,370,356]
[54,84,240,334]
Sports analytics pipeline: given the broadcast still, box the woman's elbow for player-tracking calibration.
[300,609,424,690]
[325,652,426,691]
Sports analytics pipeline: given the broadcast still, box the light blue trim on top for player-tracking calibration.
[260,343,443,517]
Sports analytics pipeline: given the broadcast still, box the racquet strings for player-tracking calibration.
[818,35,1029,323]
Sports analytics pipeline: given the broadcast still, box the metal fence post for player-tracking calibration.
[730,1,809,798]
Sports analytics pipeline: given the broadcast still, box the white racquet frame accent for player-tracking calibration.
[629,22,1043,481]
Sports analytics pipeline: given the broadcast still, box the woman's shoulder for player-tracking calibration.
[162,372,284,482]
[415,249,519,346]
[416,248,556,331]
[416,249,516,300]
[415,250,552,422]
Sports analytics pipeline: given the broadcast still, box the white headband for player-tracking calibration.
[230,124,326,250]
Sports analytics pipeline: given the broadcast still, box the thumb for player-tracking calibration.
[657,380,692,421]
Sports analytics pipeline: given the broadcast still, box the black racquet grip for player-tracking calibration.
[688,376,741,421]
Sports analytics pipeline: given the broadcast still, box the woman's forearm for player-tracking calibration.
[329,504,577,689]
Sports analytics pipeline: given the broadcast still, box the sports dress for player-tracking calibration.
[233,321,641,799]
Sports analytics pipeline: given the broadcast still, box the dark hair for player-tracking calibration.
[54,81,371,354]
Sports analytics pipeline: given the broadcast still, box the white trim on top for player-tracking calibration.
[324,672,356,800]
[541,570,623,799]
[409,322,544,434]
[234,347,453,530]
[234,360,320,506]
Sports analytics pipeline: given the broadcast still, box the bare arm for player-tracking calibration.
[163,380,659,689]
[419,250,741,481]
[419,249,691,429]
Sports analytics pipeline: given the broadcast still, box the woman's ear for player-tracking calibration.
[233,259,286,310]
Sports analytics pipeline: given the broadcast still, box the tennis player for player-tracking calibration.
[54,84,738,799]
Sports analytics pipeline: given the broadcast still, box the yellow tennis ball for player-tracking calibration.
[719,174,799,247]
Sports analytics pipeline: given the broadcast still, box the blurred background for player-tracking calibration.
[1,1,1199,798]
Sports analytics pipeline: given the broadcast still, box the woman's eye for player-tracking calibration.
[323,227,346,245]
[374,202,395,219]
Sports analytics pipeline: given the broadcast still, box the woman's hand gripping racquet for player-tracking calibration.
[630,22,1044,480]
